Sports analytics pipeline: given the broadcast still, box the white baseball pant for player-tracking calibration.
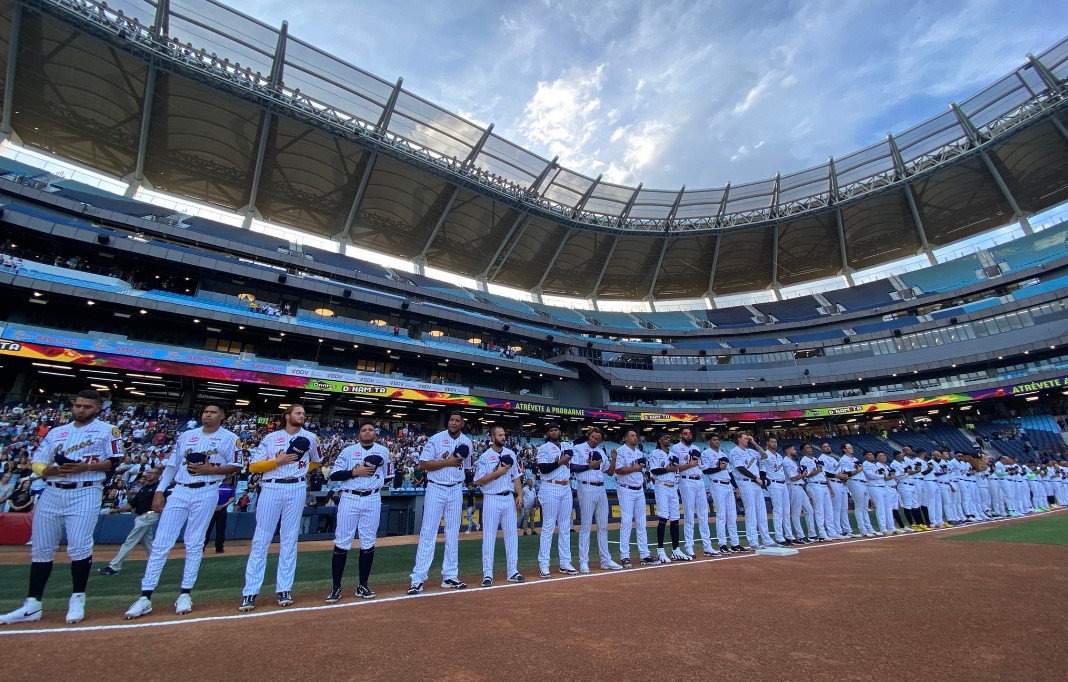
[988,478,1006,515]
[481,492,519,579]
[653,483,681,521]
[898,481,919,510]
[869,486,892,533]
[978,479,991,512]
[767,481,793,542]
[846,481,874,534]
[708,481,739,547]
[334,492,381,551]
[617,486,651,560]
[1029,479,1046,509]
[789,484,816,539]
[243,481,305,596]
[142,484,218,591]
[679,479,713,553]
[107,512,158,571]
[829,481,850,535]
[30,485,101,562]
[810,483,835,539]
[739,481,772,548]
[577,482,611,565]
[925,481,945,526]
[537,482,573,571]
[410,482,463,584]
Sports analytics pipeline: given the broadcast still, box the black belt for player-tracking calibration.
[580,481,604,486]
[265,477,305,484]
[430,480,461,487]
[492,490,515,496]
[47,481,96,489]
[620,484,643,490]
[179,481,220,489]
[711,480,731,485]
[768,480,786,484]
[681,476,701,481]
[345,488,381,497]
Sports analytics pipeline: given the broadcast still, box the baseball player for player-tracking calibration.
[1,389,122,625]
[759,437,795,545]
[702,434,742,552]
[240,405,321,611]
[614,427,657,567]
[648,433,688,563]
[570,427,624,572]
[781,445,814,543]
[408,411,473,594]
[98,468,162,575]
[124,404,241,619]
[671,428,717,557]
[889,450,917,530]
[473,425,524,586]
[325,421,390,603]
[921,450,947,528]
[800,443,835,541]
[841,444,876,537]
[818,443,854,538]
[862,451,894,535]
[535,422,579,578]
[463,478,480,535]
[729,433,775,550]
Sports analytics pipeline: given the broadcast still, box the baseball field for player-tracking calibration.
[1,511,1066,680]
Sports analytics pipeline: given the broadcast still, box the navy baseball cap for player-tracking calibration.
[545,422,561,431]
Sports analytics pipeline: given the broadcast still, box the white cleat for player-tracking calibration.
[657,548,671,564]
[578,564,591,574]
[0,598,43,625]
[66,593,86,624]
[671,548,693,561]
[599,561,624,571]
[124,596,153,620]
[175,593,193,615]
[682,547,696,559]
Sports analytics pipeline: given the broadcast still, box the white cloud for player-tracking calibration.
[516,63,606,167]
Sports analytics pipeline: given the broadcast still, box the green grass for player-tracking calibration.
[944,513,1068,547]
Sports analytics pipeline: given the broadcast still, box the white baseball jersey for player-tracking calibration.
[782,456,802,484]
[251,427,321,480]
[420,429,474,485]
[169,427,240,485]
[334,442,391,491]
[762,451,787,483]
[571,442,610,483]
[670,442,703,481]
[701,446,732,483]
[840,455,863,482]
[536,441,572,484]
[474,447,521,494]
[32,418,123,483]
[889,460,908,483]
[648,448,677,485]
[614,444,645,488]
[818,453,841,480]
[800,454,826,483]
[729,445,761,483]
[919,458,937,481]
[863,460,888,486]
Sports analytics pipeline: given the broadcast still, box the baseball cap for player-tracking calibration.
[545,421,561,431]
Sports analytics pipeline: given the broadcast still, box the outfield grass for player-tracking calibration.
[945,513,1068,547]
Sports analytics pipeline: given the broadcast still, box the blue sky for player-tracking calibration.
[223,0,1067,192]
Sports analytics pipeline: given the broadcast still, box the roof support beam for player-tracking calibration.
[336,151,378,242]
[646,236,670,300]
[417,186,461,261]
[705,234,722,297]
[376,77,403,132]
[770,172,781,217]
[589,234,620,298]
[0,3,23,136]
[951,103,1032,235]
[243,21,289,223]
[125,0,170,194]
[489,214,534,282]
[770,223,780,287]
[663,185,686,231]
[535,228,575,290]
[1027,54,1066,97]
[828,157,840,203]
[617,183,644,225]
[888,133,936,265]
[835,208,854,286]
[571,174,602,218]
[715,182,731,226]
[464,123,493,166]
[479,212,529,279]
[529,156,559,195]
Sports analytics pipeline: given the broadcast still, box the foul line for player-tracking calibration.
[2,509,1063,637]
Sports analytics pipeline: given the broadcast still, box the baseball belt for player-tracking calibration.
[547,480,570,486]
[619,484,644,490]
[579,481,604,486]
[178,481,220,489]
[344,488,381,497]
[264,477,305,484]
[47,481,96,489]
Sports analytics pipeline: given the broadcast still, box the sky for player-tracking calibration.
[219,0,1068,193]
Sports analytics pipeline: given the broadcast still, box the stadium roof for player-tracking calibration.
[1,0,1067,300]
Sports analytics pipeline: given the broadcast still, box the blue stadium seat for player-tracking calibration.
[989,221,1068,272]
[899,254,982,294]
[1012,273,1068,300]
[527,303,591,324]
[704,307,755,327]
[851,316,918,334]
[753,296,822,322]
[786,328,845,343]
[587,311,643,328]
[822,279,896,311]
[635,311,699,330]
[477,291,538,315]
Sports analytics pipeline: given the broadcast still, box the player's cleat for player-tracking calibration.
[356,585,376,600]
[481,577,493,587]
[670,548,692,561]
[849,533,862,538]
[325,587,342,604]
[731,545,748,553]
[507,573,525,583]
[406,583,424,595]
[66,593,85,624]
[277,591,294,607]
[719,545,730,553]
[682,547,697,558]
[620,558,633,569]
[559,565,579,575]
[440,579,467,590]
[0,598,42,625]
[578,563,591,575]
[175,593,193,615]
[98,567,119,576]
[464,528,472,535]
[539,571,552,580]
[703,550,720,557]
[600,561,624,571]
[893,529,905,535]
[238,595,256,612]
[656,548,672,564]
[640,555,659,566]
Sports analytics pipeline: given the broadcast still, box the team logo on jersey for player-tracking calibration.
[111,427,121,438]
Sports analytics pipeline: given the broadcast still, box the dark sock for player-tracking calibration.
[181,588,191,594]
[902,508,915,526]
[893,509,906,528]
[28,561,53,600]
[141,590,153,599]
[656,520,666,547]
[920,506,931,526]
[358,547,375,587]
[669,520,680,549]
[331,547,348,588]
[70,557,92,594]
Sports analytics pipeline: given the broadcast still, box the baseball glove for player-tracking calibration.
[561,448,574,458]
[635,457,647,466]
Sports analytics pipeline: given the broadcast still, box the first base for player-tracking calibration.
[755,547,800,556]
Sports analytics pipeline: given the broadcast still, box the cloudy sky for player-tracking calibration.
[222,0,1063,192]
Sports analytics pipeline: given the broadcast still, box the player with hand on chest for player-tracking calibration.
[649,433,688,564]
[613,427,657,568]
[535,422,579,579]
[473,425,524,586]
[671,427,716,558]
[570,427,624,573]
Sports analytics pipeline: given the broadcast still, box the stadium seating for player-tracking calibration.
[887,429,941,452]
[724,337,786,348]
[753,296,822,322]
[851,316,919,334]
[585,310,643,328]
[705,307,756,328]
[989,221,1068,272]
[924,425,979,453]
[526,302,590,324]
[477,291,538,315]
[635,311,700,330]
[1012,273,1068,301]
[822,279,896,311]
[786,328,846,343]
[50,186,178,221]
[929,297,1004,320]
[900,254,982,294]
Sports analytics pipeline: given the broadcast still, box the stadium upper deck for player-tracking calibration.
[0,0,1066,301]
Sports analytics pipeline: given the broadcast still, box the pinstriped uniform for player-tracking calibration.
[572,442,612,566]
[332,442,390,551]
[614,444,651,561]
[410,430,473,585]
[671,442,712,553]
[536,441,573,571]
[30,418,122,562]
[702,446,739,547]
[474,447,521,579]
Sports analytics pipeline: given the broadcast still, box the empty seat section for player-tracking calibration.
[822,279,896,311]
[477,291,538,315]
[636,311,699,330]
[753,296,822,322]
[990,221,1068,271]
[1012,273,1068,300]
[899,254,982,294]
[705,307,755,327]
[851,316,918,334]
[786,328,845,343]
[586,311,643,328]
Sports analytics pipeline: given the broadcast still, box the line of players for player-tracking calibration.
[2,396,1066,625]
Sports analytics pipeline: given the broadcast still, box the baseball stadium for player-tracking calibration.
[0,0,1067,678]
